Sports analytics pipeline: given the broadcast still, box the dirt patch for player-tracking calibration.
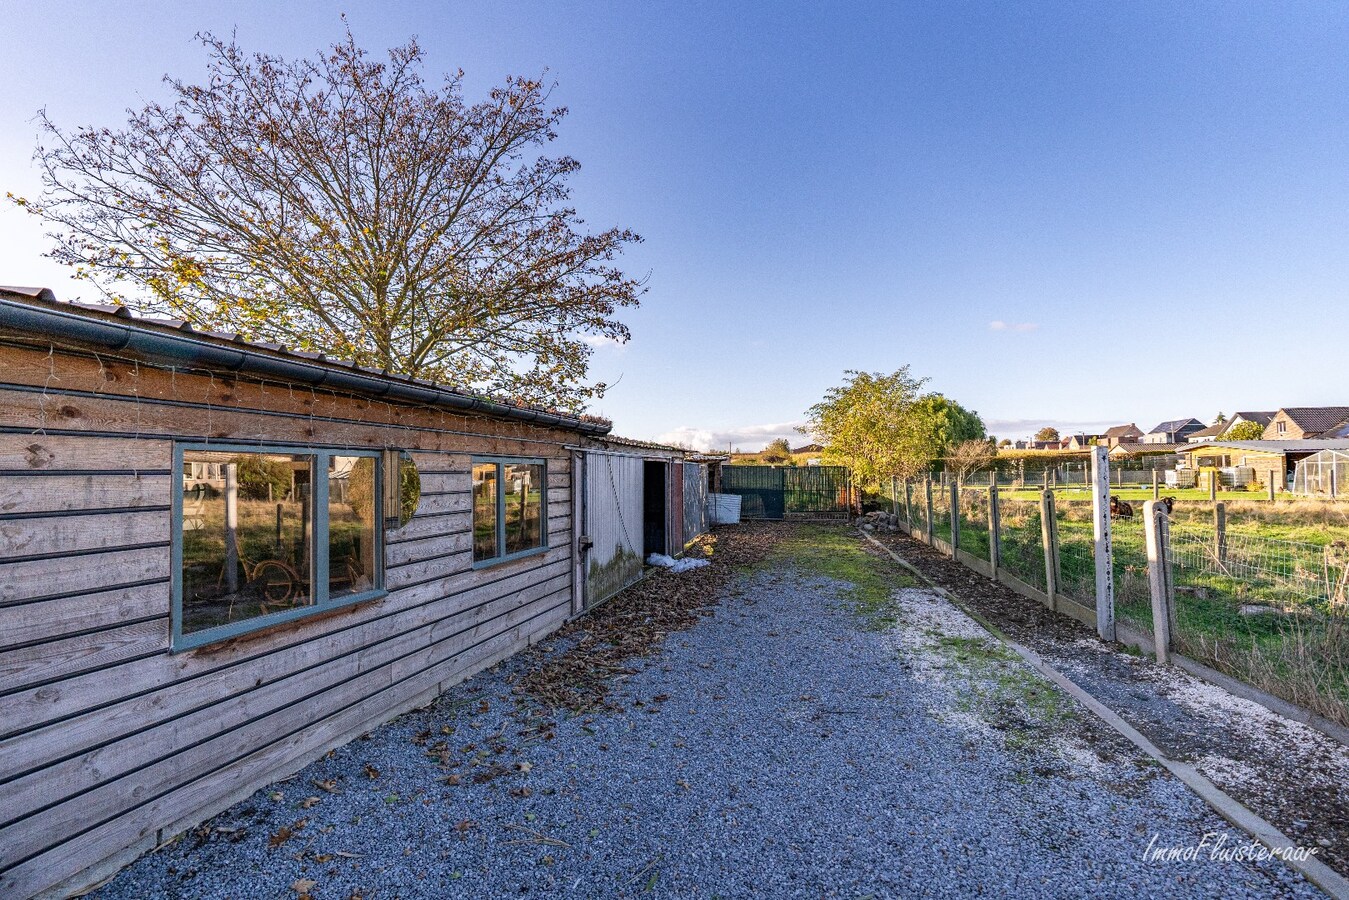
[870,528,1349,878]
[512,522,792,712]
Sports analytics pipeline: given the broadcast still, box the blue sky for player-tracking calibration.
[4,2,1349,450]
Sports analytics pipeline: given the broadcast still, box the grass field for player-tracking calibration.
[887,488,1349,725]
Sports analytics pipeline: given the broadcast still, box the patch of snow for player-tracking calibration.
[646,553,711,573]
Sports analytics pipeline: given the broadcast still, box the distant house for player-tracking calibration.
[1224,411,1276,434]
[1061,433,1102,451]
[1103,424,1143,447]
[791,443,824,454]
[1027,439,1059,450]
[1142,418,1204,444]
[1263,407,1349,440]
[1185,420,1228,443]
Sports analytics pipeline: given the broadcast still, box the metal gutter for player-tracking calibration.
[0,292,612,437]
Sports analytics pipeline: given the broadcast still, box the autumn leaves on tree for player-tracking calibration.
[16,30,642,411]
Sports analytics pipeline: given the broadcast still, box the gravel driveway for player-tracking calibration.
[97,529,1321,898]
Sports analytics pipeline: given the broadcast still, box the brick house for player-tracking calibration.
[1263,407,1349,440]
[1103,423,1143,447]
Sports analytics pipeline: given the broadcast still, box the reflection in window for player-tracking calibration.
[180,451,314,636]
[472,459,546,565]
[330,455,377,598]
[472,463,499,561]
[503,463,544,555]
[177,447,386,648]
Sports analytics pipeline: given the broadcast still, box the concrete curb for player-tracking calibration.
[860,529,1349,900]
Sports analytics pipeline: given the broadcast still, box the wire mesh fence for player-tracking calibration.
[909,482,929,534]
[890,472,1349,725]
[1054,501,1096,608]
[930,484,952,545]
[1109,514,1152,631]
[957,487,990,560]
[997,498,1046,591]
[1166,524,1349,724]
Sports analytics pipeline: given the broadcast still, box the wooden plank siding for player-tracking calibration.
[0,345,586,899]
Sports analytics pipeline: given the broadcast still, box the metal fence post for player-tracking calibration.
[949,480,961,557]
[925,477,934,544]
[1142,499,1174,665]
[1091,446,1116,641]
[988,483,1001,580]
[1040,489,1059,612]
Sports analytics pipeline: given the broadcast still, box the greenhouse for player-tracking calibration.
[1291,448,1349,496]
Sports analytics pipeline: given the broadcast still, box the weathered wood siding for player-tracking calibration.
[0,341,579,899]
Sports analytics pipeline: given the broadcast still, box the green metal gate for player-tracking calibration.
[720,465,851,520]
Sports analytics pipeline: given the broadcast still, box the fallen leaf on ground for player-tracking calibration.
[313,779,340,793]
[362,763,380,779]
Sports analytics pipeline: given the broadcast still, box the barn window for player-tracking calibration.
[472,458,547,565]
[173,445,385,649]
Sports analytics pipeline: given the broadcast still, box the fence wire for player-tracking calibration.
[930,485,951,545]
[1054,501,1096,607]
[1168,525,1345,611]
[997,499,1046,590]
[1109,515,1152,630]
[909,482,929,534]
[958,488,990,560]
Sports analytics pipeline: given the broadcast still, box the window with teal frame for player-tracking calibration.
[472,457,548,566]
[172,443,385,650]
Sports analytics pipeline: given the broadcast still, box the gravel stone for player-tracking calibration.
[95,562,1322,899]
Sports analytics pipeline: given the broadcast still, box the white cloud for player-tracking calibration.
[989,320,1038,332]
[578,333,627,350]
[654,421,807,453]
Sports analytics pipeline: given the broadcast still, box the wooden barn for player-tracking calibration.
[0,287,708,898]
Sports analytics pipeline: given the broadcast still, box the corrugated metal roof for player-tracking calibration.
[0,286,612,436]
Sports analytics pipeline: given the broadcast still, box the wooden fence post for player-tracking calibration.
[1268,473,1276,501]
[1209,472,1218,501]
[989,483,1001,580]
[925,477,935,544]
[1215,501,1227,569]
[1142,499,1174,665]
[1152,468,1160,499]
[891,475,898,517]
[949,481,961,557]
[1040,489,1059,612]
[903,478,913,526]
[1091,446,1116,641]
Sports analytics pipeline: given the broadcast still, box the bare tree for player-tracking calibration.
[13,29,642,410]
[947,439,997,484]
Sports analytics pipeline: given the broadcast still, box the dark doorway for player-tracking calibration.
[643,460,667,556]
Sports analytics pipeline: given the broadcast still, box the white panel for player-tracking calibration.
[583,452,644,605]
